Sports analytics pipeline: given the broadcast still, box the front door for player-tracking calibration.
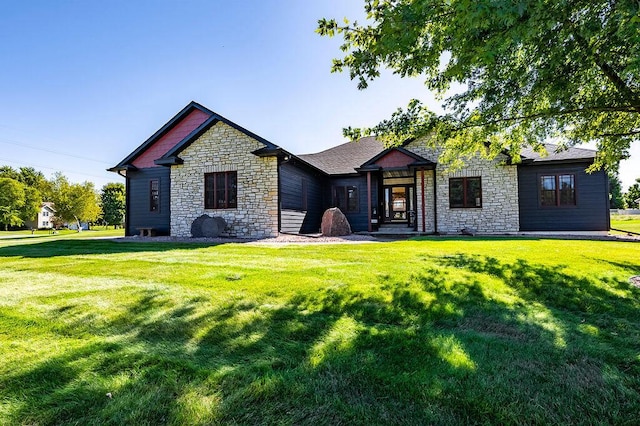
[383,186,413,223]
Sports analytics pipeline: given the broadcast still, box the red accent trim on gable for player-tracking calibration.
[374,150,416,168]
[132,109,211,168]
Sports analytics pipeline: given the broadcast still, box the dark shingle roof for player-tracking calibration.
[297,137,386,175]
[298,139,597,174]
[520,143,596,163]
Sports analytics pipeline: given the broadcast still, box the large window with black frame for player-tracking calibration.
[540,174,576,207]
[205,171,238,209]
[449,177,482,208]
[332,185,358,213]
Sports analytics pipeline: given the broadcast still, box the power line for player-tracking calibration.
[0,137,113,165]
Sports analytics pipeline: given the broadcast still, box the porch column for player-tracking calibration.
[367,171,372,232]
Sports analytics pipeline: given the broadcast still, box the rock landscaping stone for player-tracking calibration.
[321,207,352,236]
[214,216,227,233]
[191,214,225,237]
[460,227,477,236]
[200,217,219,237]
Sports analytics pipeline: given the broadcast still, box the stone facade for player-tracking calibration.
[406,140,520,234]
[415,170,436,233]
[170,122,278,238]
[169,124,518,237]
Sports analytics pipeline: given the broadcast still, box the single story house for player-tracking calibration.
[109,101,610,237]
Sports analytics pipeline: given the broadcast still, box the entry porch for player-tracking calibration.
[357,147,437,233]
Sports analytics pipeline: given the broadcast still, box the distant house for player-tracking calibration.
[25,202,55,229]
[67,222,90,231]
[109,101,610,237]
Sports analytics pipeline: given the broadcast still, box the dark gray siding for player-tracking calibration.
[326,175,378,232]
[279,162,325,234]
[518,162,609,231]
[126,167,171,236]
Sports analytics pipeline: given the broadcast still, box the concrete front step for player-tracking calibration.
[354,224,424,237]
[376,224,416,234]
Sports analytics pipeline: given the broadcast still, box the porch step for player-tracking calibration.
[375,224,418,235]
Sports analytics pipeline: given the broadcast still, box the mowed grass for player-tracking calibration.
[0,235,639,425]
[611,216,640,234]
[0,228,124,240]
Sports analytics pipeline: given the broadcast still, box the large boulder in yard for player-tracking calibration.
[191,215,226,238]
[321,207,352,236]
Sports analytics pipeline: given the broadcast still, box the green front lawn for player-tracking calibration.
[1,236,639,425]
[0,227,124,239]
[611,216,640,234]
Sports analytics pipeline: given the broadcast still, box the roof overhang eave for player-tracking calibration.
[154,156,183,166]
[107,164,138,172]
[252,147,287,157]
[355,166,382,173]
[409,161,436,169]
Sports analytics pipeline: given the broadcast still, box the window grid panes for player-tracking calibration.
[205,172,238,209]
[540,174,576,207]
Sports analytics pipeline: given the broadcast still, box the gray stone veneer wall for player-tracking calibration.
[415,170,435,233]
[170,122,279,238]
[407,140,520,233]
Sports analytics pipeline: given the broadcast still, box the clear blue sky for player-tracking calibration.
[0,1,637,190]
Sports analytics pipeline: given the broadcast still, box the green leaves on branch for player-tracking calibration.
[319,0,640,171]
[343,99,438,143]
[48,172,100,230]
[0,175,43,230]
[100,182,125,227]
[0,178,28,230]
[624,179,640,209]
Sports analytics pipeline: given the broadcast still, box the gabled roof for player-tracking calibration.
[156,108,280,166]
[110,101,599,177]
[109,101,281,171]
[520,143,596,164]
[359,146,436,171]
[297,137,386,175]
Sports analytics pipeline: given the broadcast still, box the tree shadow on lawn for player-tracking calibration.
[0,239,220,258]
[2,257,639,425]
[591,258,640,276]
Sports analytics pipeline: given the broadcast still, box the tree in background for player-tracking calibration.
[48,173,100,231]
[20,186,42,225]
[0,171,43,230]
[0,166,20,181]
[0,178,26,230]
[16,167,49,197]
[0,166,48,195]
[624,178,640,209]
[608,172,625,209]
[0,167,46,224]
[15,167,45,224]
[318,0,639,171]
[100,182,126,228]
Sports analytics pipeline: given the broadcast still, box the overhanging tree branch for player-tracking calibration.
[319,0,640,171]
[452,106,638,130]
[598,130,640,137]
[569,30,640,113]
